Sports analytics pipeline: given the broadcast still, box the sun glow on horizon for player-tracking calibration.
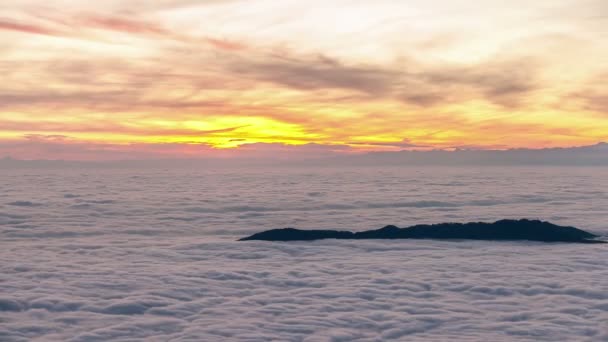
[0,0,607,159]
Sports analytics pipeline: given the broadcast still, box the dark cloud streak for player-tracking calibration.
[230,53,540,108]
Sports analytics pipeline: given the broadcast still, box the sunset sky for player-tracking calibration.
[0,0,607,159]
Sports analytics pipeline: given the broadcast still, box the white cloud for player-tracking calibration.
[0,166,607,341]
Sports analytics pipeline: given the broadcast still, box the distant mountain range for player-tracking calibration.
[1,142,606,168]
[333,142,608,166]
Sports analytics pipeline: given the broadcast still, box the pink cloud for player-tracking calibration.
[77,14,170,36]
[205,37,248,51]
[12,10,247,52]
[0,18,60,36]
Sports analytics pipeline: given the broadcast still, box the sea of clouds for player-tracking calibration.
[1,166,607,341]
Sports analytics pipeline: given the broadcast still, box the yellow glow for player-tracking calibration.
[0,0,606,159]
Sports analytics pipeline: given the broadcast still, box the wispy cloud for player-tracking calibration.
[0,18,60,36]
[230,53,540,108]
[0,0,607,157]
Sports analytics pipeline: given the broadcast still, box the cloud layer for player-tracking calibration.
[1,165,608,340]
[2,238,608,341]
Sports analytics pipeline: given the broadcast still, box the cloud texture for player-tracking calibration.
[1,166,608,340]
[0,0,607,158]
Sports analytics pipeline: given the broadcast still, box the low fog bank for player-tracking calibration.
[1,142,607,169]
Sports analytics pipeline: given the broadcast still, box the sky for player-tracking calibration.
[0,0,607,160]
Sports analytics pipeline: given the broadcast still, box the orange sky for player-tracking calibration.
[0,0,607,159]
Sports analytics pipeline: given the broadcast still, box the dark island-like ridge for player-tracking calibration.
[239,219,606,243]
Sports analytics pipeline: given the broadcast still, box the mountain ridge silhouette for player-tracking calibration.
[240,219,606,243]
